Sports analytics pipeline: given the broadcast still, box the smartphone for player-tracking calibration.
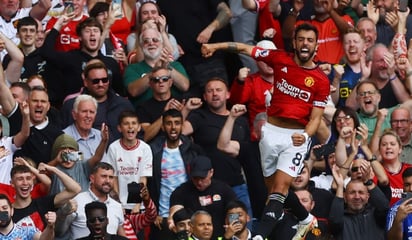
[61,151,82,162]
[399,0,408,12]
[0,211,8,221]
[228,213,239,224]
[313,143,335,159]
[127,182,144,203]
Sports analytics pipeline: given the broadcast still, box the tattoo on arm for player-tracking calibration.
[227,42,238,53]
[215,2,231,30]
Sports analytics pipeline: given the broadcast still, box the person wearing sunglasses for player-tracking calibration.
[76,201,128,240]
[124,27,189,108]
[61,59,134,144]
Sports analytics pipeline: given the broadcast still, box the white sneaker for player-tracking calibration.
[291,216,318,240]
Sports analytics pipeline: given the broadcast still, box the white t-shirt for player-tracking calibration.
[106,139,153,209]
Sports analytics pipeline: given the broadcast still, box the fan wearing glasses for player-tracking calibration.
[123,27,189,108]
[61,59,134,144]
[136,66,188,142]
[76,201,128,240]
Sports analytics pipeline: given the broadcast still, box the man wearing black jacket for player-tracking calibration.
[40,15,123,105]
[148,109,203,240]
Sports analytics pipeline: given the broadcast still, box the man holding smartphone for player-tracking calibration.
[222,200,253,240]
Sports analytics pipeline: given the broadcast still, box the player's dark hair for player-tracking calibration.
[294,23,319,41]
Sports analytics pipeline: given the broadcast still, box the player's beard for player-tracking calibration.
[294,48,316,64]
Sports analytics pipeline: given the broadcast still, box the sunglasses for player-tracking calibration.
[89,77,109,85]
[150,75,171,83]
[334,115,352,122]
[143,37,161,44]
[351,166,360,172]
[87,216,107,224]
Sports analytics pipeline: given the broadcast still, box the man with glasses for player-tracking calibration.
[40,16,123,105]
[355,80,412,151]
[75,200,128,240]
[391,108,412,164]
[61,59,133,144]
[347,43,410,110]
[123,27,189,108]
[136,66,187,142]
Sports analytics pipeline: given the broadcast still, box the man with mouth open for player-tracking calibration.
[40,15,123,104]
[76,201,128,240]
[71,162,126,239]
[0,64,64,165]
[201,22,330,240]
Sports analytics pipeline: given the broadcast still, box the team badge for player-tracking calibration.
[304,77,315,87]
[212,194,222,201]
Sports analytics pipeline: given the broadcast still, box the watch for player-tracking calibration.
[288,8,300,17]
[367,155,377,162]
[364,179,374,186]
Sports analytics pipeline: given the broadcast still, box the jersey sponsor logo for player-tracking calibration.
[281,67,287,73]
[199,195,213,206]
[255,49,269,58]
[289,166,295,171]
[304,77,314,87]
[276,79,311,102]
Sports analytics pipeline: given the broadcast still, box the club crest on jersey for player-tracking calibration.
[255,49,270,58]
[304,77,315,87]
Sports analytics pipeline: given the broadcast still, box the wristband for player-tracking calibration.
[389,74,397,81]
[302,132,309,142]
[367,155,377,162]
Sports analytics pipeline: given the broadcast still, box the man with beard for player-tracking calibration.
[76,201,128,240]
[136,66,190,142]
[123,27,189,108]
[148,109,203,239]
[70,162,126,239]
[40,15,122,104]
[0,194,56,240]
[346,43,409,110]
[282,0,353,64]
[368,0,412,46]
[221,200,253,240]
[201,23,330,239]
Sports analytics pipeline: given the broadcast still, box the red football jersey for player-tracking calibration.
[251,47,330,125]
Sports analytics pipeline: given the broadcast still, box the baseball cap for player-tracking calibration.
[190,156,212,178]
[51,134,79,160]
[256,40,277,50]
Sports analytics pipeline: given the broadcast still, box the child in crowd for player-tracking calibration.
[106,110,153,212]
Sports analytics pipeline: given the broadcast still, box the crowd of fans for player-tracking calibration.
[2,0,412,239]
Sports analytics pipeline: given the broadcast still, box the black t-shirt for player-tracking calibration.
[12,195,56,231]
[9,107,63,164]
[187,108,250,186]
[170,179,237,239]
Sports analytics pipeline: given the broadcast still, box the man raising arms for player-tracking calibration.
[201,23,330,239]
